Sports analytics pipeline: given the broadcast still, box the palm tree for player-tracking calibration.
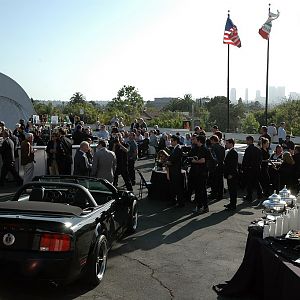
[70,92,86,104]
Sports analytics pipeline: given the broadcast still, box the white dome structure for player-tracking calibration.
[0,72,35,130]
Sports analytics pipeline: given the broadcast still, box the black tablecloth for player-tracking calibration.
[150,170,171,201]
[213,228,300,299]
[150,169,187,201]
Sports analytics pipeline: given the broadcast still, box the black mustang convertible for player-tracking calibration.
[0,176,138,285]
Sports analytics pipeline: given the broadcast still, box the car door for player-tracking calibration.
[111,192,130,234]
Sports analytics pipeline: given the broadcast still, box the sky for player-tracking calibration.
[0,0,299,102]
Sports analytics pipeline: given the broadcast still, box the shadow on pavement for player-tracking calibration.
[111,195,253,257]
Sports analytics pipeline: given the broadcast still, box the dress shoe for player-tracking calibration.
[198,207,209,214]
[225,205,236,211]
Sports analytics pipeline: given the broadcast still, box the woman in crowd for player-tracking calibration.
[270,144,283,160]
[279,152,297,193]
[269,144,283,192]
[157,133,167,151]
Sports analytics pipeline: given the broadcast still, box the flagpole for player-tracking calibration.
[227,44,230,132]
[265,4,271,126]
[227,10,230,132]
[265,38,270,125]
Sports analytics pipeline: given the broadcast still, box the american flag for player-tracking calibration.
[223,17,241,48]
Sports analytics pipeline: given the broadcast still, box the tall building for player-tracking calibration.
[269,86,277,103]
[230,88,236,103]
[255,90,261,101]
[268,86,286,103]
[277,86,286,101]
[245,88,248,103]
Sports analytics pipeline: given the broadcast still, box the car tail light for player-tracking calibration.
[39,233,71,252]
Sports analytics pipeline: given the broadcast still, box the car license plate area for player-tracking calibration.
[0,230,34,250]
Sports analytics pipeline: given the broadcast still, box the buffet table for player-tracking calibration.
[150,168,187,201]
[213,227,300,299]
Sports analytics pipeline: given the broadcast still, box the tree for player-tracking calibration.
[208,103,228,131]
[107,85,144,120]
[241,113,260,134]
[148,111,183,128]
[248,101,263,111]
[164,94,195,112]
[204,96,227,111]
[231,98,246,131]
[270,100,300,135]
[70,92,86,105]
[33,101,55,115]
[63,102,101,124]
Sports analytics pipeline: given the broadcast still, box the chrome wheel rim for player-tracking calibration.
[96,241,107,280]
[132,207,138,230]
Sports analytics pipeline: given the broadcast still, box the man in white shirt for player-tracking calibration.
[278,122,286,145]
[267,123,277,141]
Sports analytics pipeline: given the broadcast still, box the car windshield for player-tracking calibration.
[36,177,111,193]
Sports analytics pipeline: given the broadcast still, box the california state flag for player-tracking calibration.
[259,10,280,40]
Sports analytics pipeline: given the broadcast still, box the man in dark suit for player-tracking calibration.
[57,128,73,175]
[113,134,133,191]
[73,141,92,176]
[191,134,211,214]
[0,130,23,186]
[224,138,238,211]
[166,135,184,207]
[242,136,262,202]
[209,135,225,200]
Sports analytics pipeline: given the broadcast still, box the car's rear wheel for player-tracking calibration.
[127,202,138,233]
[85,235,108,286]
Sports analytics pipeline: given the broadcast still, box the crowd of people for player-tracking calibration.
[0,117,153,192]
[155,123,300,214]
[0,117,299,216]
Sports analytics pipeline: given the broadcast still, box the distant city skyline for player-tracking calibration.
[1,1,299,102]
[36,83,300,104]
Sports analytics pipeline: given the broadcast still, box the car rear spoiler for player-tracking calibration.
[0,201,83,216]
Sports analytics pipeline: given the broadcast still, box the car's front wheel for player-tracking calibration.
[85,235,108,286]
[127,201,138,233]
